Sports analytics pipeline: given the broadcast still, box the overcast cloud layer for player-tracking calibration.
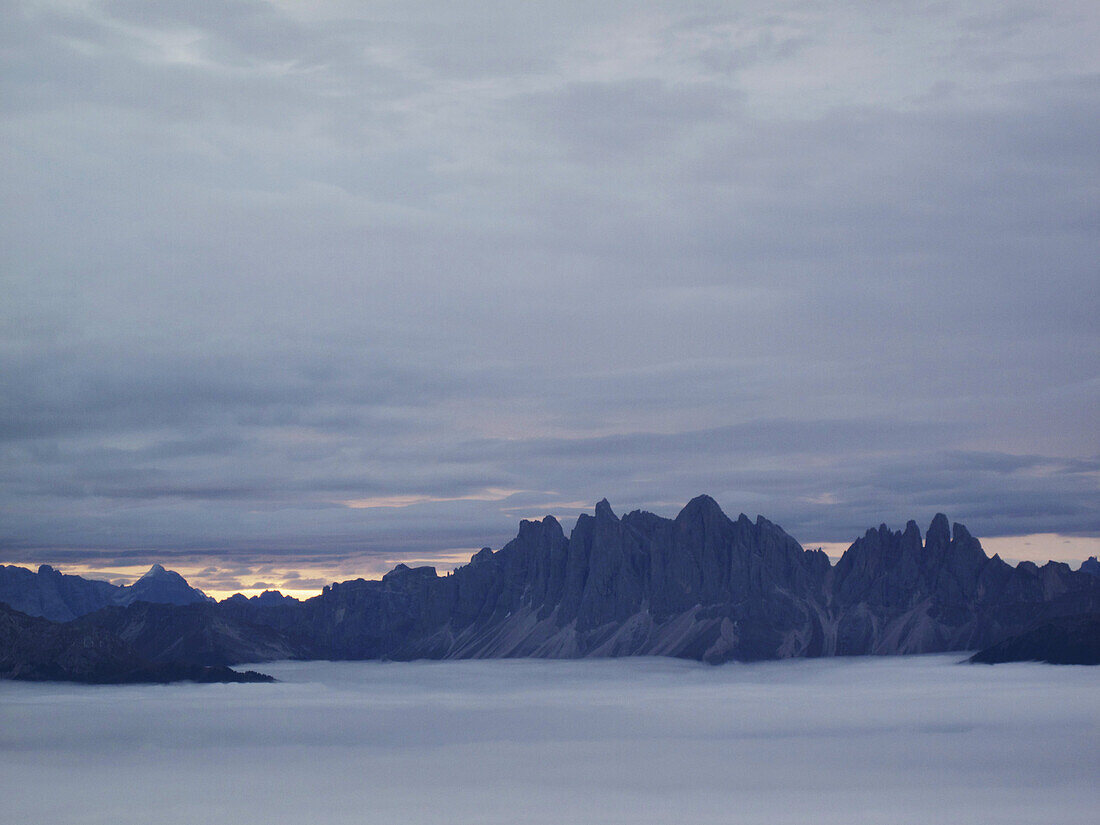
[2,1,1098,576]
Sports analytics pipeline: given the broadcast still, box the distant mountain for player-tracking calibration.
[0,564,120,622]
[5,496,1099,682]
[1080,556,1100,578]
[970,614,1100,665]
[0,563,211,623]
[224,590,300,607]
[0,603,273,684]
[115,564,212,608]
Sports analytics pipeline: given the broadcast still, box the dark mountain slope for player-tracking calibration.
[0,603,273,683]
[970,613,1100,665]
[75,601,307,667]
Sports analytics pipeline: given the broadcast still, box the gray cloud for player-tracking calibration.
[2,1,1098,573]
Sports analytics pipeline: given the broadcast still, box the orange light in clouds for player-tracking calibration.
[340,487,523,509]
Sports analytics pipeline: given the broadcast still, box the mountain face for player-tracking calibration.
[824,515,1092,655]
[221,496,1100,664]
[0,563,211,623]
[215,496,831,662]
[0,564,121,622]
[6,497,1099,676]
[74,601,307,667]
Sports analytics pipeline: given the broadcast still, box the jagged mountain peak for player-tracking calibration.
[139,563,169,580]
[594,498,618,520]
[927,513,951,544]
[952,522,973,542]
[382,564,437,582]
[470,547,494,565]
[116,564,210,607]
[674,495,733,528]
[682,493,722,513]
[516,515,566,544]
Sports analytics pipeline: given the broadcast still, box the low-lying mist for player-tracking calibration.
[2,656,1096,824]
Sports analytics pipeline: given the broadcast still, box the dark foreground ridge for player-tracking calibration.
[970,613,1100,665]
[3,496,1099,680]
[0,603,274,684]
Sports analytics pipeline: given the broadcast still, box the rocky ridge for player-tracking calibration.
[222,496,1100,664]
[5,497,1099,674]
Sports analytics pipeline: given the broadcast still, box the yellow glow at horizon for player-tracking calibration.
[979,534,1100,565]
[205,587,325,601]
[806,533,1100,565]
[2,549,485,602]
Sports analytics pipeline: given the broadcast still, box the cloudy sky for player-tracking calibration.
[2,1,1098,595]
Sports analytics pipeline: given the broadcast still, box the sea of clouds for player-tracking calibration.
[1,655,1097,824]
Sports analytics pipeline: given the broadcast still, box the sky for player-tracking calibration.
[3,657,1099,823]
[1,0,1098,596]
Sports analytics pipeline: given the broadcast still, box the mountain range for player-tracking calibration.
[0,561,211,623]
[2,496,1099,681]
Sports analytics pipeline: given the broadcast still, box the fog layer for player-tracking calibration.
[1,656,1097,824]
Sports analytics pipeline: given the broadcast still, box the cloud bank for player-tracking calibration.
[1,656,1097,824]
[2,1,1098,570]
